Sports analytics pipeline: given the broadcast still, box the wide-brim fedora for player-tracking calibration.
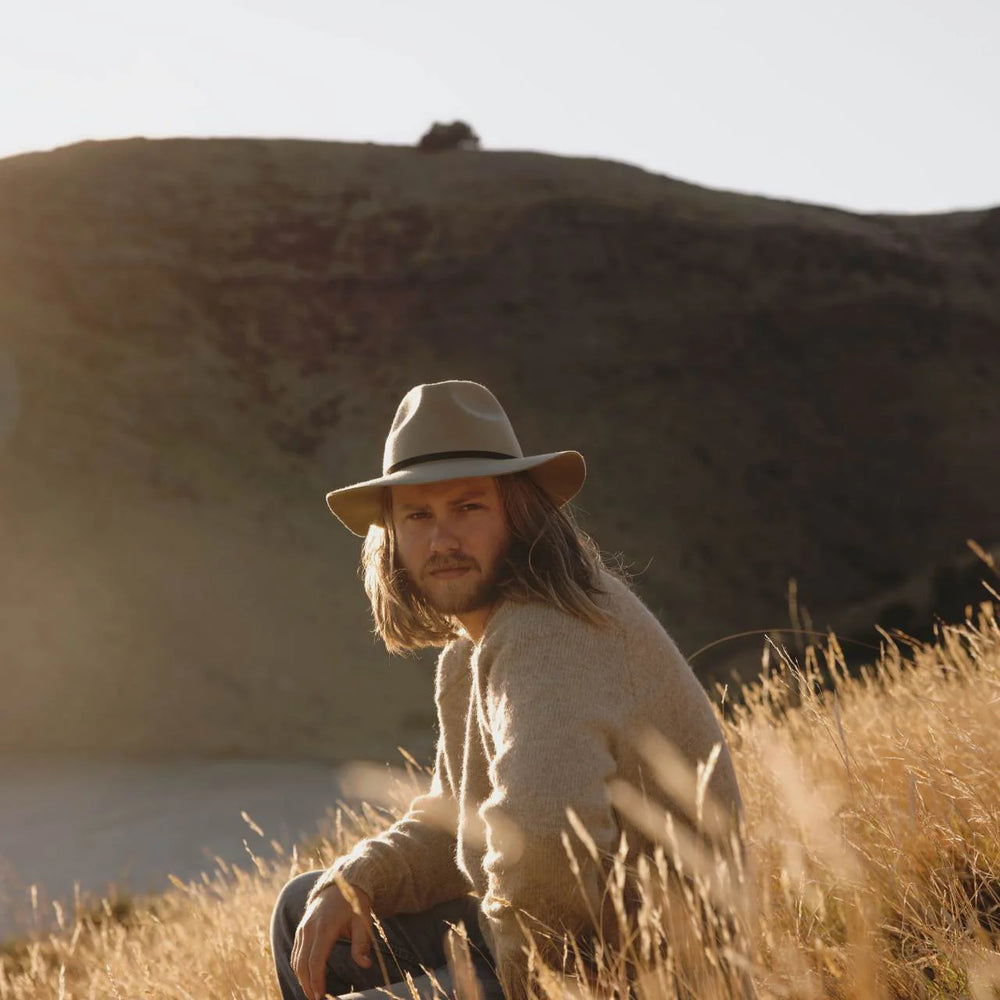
[326,381,586,536]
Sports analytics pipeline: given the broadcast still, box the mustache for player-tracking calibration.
[422,555,479,576]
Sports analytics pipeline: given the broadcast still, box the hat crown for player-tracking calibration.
[383,381,524,474]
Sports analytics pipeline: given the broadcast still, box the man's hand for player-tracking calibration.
[291,881,374,1000]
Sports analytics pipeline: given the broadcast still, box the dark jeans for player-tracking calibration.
[270,870,506,1000]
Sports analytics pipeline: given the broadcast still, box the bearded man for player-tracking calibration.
[270,381,743,1000]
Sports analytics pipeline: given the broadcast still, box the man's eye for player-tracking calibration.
[407,511,430,520]
[460,503,483,512]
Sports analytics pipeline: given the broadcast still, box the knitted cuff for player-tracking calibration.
[305,856,384,911]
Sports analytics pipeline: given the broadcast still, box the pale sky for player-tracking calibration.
[4,0,998,213]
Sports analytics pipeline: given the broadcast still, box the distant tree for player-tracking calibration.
[417,121,481,152]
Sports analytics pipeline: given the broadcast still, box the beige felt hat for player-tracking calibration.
[326,381,586,535]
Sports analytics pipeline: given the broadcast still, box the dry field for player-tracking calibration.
[3,598,1000,1000]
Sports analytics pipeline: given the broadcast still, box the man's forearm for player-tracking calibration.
[309,800,471,915]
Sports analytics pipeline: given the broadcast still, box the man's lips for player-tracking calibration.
[429,567,471,579]
[424,560,477,580]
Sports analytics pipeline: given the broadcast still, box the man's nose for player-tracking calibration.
[429,519,460,554]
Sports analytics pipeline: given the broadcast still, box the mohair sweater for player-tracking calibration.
[311,573,742,1000]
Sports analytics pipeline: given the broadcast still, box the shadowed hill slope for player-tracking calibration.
[1,137,998,757]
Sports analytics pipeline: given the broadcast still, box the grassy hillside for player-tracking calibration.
[1,138,998,757]
[3,602,999,998]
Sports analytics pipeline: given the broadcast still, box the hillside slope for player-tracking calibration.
[1,138,997,757]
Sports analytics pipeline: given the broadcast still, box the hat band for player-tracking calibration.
[387,449,516,474]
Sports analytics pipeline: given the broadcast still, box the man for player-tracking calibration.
[271,380,743,1000]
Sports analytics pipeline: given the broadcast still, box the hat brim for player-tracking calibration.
[326,451,586,536]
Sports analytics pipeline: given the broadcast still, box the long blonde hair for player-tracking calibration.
[361,472,612,654]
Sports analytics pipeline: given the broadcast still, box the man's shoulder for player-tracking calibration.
[489,573,685,666]
[484,572,638,649]
[475,577,650,706]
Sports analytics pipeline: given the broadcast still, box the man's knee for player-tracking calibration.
[270,869,324,951]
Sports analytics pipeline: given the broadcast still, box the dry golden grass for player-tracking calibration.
[3,601,1000,1000]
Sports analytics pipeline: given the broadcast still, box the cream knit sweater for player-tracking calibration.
[311,573,742,999]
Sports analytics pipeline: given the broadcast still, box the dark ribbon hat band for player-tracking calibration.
[387,449,516,474]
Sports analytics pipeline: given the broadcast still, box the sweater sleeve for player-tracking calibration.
[307,737,473,915]
[477,612,624,1000]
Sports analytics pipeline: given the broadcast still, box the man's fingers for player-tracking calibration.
[350,913,373,969]
[307,934,331,1000]
[289,884,371,998]
[293,918,329,1000]
[290,922,306,983]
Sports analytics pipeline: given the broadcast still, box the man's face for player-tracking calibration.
[391,476,510,622]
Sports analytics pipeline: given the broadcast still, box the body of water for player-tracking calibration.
[0,756,345,941]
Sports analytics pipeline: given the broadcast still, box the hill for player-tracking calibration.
[0,137,998,757]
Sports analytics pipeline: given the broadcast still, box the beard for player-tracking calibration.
[408,551,507,616]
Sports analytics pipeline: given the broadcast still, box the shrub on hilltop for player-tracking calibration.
[416,120,481,152]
